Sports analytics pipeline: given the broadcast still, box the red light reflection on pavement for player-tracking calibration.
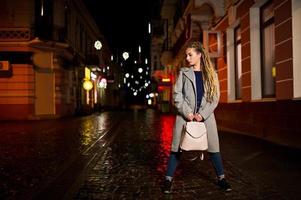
[156,114,175,174]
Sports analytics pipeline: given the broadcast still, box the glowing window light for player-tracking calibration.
[98,78,107,89]
[41,1,44,16]
[90,72,97,80]
[272,66,276,77]
[148,22,151,34]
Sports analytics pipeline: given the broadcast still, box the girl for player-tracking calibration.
[162,41,231,193]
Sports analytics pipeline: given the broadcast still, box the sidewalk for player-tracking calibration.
[219,130,301,200]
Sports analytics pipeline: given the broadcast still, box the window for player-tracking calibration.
[260,0,275,97]
[234,26,242,99]
[226,20,240,101]
[35,0,54,40]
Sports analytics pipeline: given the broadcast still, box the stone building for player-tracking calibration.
[154,0,301,149]
[0,0,111,120]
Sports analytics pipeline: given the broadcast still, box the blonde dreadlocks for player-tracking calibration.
[186,41,218,103]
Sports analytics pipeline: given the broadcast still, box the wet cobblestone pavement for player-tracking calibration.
[73,110,289,200]
[0,112,121,200]
[1,109,300,200]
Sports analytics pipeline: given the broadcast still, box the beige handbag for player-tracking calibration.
[180,121,208,152]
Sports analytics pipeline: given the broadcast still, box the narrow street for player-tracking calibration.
[1,109,300,200]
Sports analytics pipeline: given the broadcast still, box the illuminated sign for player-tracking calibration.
[162,78,171,82]
[85,67,91,79]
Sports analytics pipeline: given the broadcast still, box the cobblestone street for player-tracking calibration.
[73,109,299,200]
[1,109,300,200]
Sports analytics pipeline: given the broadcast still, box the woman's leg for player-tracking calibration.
[163,151,182,193]
[165,151,182,180]
[208,152,224,179]
[209,152,232,191]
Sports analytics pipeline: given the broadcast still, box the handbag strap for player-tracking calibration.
[187,153,205,161]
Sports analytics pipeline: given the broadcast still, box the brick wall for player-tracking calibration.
[275,0,293,99]
[213,0,300,149]
[216,100,301,150]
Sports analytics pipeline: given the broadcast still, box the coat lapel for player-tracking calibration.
[183,67,196,94]
[183,67,208,112]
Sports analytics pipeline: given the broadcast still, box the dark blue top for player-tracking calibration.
[194,71,204,111]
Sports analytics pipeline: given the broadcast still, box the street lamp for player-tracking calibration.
[122,52,129,60]
[94,40,102,50]
[83,80,93,91]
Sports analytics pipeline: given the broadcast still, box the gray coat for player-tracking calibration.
[171,67,220,153]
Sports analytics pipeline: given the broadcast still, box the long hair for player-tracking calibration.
[186,41,218,102]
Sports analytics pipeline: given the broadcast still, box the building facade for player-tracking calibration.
[0,0,111,120]
[155,0,301,149]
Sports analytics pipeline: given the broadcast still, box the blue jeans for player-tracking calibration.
[165,151,225,178]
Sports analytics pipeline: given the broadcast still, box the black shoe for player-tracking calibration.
[162,179,172,194]
[217,178,232,192]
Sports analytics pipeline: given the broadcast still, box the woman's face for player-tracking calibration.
[185,47,201,67]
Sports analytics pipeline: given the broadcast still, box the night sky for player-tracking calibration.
[84,0,161,55]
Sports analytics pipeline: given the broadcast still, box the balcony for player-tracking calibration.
[0,28,31,41]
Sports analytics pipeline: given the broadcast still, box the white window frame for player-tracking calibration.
[203,30,222,58]
[226,19,240,102]
[292,0,301,99]
[250,0,271,100]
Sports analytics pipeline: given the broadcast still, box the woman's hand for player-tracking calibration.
[187,113,194,121]
[194,113,203,122]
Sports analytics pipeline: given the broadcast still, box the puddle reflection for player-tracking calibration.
[156,114,175,174]
[79,113,111,147]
